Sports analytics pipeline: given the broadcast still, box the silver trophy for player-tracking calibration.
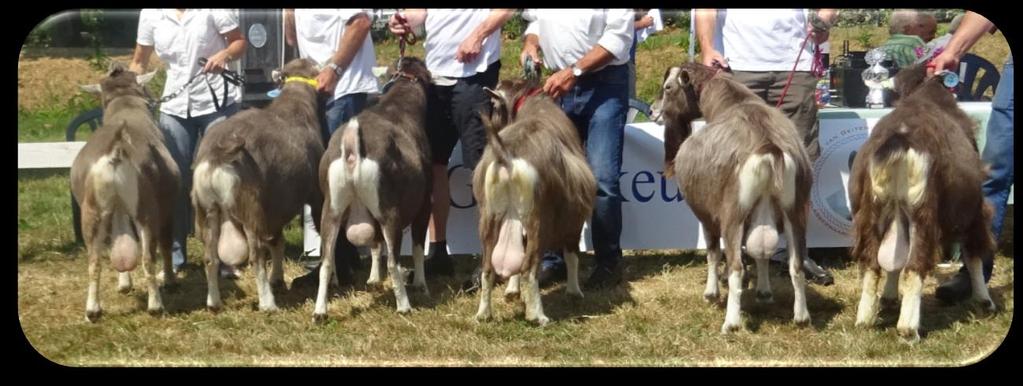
[862,48,890,109]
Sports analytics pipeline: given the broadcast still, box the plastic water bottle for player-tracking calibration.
[816,71,831,107]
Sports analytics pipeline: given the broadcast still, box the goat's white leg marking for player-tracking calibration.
[138,226,163,314]
[270,237,285,288]
[384,230,412,314]
[704,246,721,302]
[783,216,809,325]
[722,270,744,333]
[504,274,521,300]
[521,265,549,326]
[565,249,583,298]
[896,271,923,343]
[966,254,995,311]
[84,211,111,322]
[203,211,223,311]
[855,269,881,327]
[250,233,277,312]
[475,269,495,322]
[755,257,773,303]
[881,270,901,309]
[410,244,428,294]
[366,242,384,286]
[117,271,133,294]
[313,208,339,321]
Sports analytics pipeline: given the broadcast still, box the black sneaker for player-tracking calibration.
[584,264,623,290]
[935,270,972,304]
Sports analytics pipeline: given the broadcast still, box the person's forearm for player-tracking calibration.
[635,16,654,30]
[469,9,514,42]
[283,9,296,47]
[695,9,718,53]
[330,14,371,72]
[943,12,996,59]
[222,30,246,62]
[574,45,616,73]
[130,44,153,73]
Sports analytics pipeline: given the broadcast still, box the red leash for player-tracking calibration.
[513,87,544,114]
[776,32,824,109]
[394,13,418,59]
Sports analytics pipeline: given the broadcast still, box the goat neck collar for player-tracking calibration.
[392,71,420,84]
[285,76,319,89]
[513,87,544,114]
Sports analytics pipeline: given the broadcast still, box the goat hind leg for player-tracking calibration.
[84,209,110,322]
[138,226,164,315]
[250,234,277,312]
[721,227,744,333]
[783,215,810,325]
[475,267,496,322]
[269,234,285,291]
[383,227,412,314]
[521,263,549,326]
[703,233,722,302]
[313,207,341,322]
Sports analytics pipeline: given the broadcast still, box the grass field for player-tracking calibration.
[17,25,1014,366]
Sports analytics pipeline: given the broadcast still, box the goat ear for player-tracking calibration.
[678,69,691,86]
[483,87,506,109]
[80,84,103,95]
[136,71,157,86]
[271,69,283,83]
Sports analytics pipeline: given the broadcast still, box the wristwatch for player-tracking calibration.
[571,64,584,77]
[326,62,344,76]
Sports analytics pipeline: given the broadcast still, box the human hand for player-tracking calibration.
[542,67,576,99]
[520,43,542,69]
[203,50,231,74]
[456,34,483,63]
[926,49,960,78]
[316,67,339,94]
[388,13,410,35]
[701,48,729,69]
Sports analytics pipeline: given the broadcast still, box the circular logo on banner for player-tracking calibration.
[810,125,869,235]
[248,23,267,49]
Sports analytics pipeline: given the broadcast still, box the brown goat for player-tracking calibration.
[655,63,814,333]
[191,58,325,312]
[472,79,596,325]
[313,57,433,320]
[72,62,179,322]
[850,64,995,343]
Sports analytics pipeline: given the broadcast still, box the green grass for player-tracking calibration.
[16,170,1015,366]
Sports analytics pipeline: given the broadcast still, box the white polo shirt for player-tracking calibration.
[423,9,502,79]
[293,9,379,100]
[137,9,242,118]
[522,9,634,72]
[720,9,814,72]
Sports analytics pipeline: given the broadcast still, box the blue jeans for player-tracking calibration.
[554,64,628,269]
[158,103,240,268]
[323,93,369,140]
[961,59,1013,282]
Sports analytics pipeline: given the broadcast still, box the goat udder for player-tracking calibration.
[744,200,779,260]
[345,202,376,247]
[110,233,139,272]
[878,217,910,272]
[492,218,526,278]
[218,221,248,266]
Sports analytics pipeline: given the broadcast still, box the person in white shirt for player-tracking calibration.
[388,9,514,288]
[520,9,634,290]
[629,9,663,99]
[696,8,838,286]
[284,9,378,289]
[130,9,246,276]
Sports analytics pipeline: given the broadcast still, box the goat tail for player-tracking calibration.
[480,110,513,168]
[869,132,929,273]
[738,143,787,260]
[91,121,140,272]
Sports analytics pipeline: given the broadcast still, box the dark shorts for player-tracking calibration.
[426,60,502,170]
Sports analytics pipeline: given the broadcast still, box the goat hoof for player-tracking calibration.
[721,322,742,334]
[85,309,103,323]
[529,315,550,326]
[259,304,279,313]
[975,298,996,312]
[147,307,165,317]
[396,306,412,315]
[207,304,223,314]
[118,286,132,294]
[271,280,287,293]
[567,288,584,299]
[898,328,921,344]
[755,291,774,304]
[793,315,811,327]
[312,313,328,325]
[854,317,875,329]
[703,292,718,303]
[474,312,492,323]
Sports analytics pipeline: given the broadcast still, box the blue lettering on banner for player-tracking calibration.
[658,171,684,202]
[631,171,656,202]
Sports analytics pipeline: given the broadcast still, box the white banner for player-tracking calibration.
[304,104,996,255]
